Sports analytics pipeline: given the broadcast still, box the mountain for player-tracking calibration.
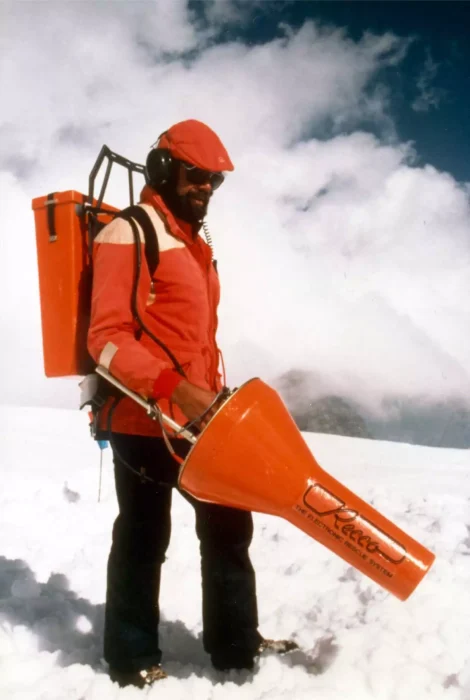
[292,395,372,439]
[277,369,470,448]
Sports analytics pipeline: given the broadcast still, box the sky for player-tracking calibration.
[216,1,470,182]
[1,404,469,698]
[0,0,469,416]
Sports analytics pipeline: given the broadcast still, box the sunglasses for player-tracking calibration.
[180,161,225,190]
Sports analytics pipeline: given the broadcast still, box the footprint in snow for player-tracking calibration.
[63,482,80,503]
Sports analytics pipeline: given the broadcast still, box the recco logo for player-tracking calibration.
[303,483,407,565]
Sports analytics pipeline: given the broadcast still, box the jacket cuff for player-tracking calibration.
[152,369,184,400]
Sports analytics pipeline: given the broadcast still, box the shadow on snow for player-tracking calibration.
[0,556,337,684]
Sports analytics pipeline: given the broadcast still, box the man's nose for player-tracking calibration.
[199,181,212,193]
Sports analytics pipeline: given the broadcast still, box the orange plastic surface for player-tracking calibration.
[32,191,117,377]
[179,378,435,601]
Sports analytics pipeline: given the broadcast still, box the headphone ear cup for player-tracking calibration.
[145,148,173,188]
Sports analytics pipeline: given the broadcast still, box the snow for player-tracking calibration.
[0,403,469,699]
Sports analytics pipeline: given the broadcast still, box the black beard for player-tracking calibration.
[159,185,208,225]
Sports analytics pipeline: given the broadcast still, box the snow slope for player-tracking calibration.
[0,404,469,700]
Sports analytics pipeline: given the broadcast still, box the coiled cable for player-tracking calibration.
[202,220,214,258]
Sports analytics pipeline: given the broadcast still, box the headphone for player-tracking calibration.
[144,131,174,190]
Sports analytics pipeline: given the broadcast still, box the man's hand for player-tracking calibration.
[171,379,219,427]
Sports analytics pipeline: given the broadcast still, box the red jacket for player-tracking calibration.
[87,187,223,436]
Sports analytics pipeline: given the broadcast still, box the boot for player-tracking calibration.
[258,638,299,654]
[109,664,167,688]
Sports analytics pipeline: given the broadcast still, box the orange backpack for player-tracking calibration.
[32,146,160,379]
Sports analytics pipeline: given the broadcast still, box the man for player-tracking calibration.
[87,119,265,687]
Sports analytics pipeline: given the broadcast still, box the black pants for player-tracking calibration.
[104,433,262,672]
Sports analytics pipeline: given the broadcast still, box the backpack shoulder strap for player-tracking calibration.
[115,205,160,278]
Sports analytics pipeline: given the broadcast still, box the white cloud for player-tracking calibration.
[213,132,470,409]
[0,2,469,414]
[201,0,259,27]
[412,50,447,113]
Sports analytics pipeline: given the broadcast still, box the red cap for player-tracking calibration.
[157,119,234,172]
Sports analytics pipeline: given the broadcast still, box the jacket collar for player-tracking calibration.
[140,185,200,245]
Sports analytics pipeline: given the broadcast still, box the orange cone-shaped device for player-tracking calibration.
[179,378,435,601]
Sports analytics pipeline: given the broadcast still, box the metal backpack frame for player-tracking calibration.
[80,146,187,443]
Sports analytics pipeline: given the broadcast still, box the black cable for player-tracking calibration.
[98,213,186,486]
[107,397,153,483]
[101,213,194,485]
[126,215,187,377]
[106,397,174,488]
